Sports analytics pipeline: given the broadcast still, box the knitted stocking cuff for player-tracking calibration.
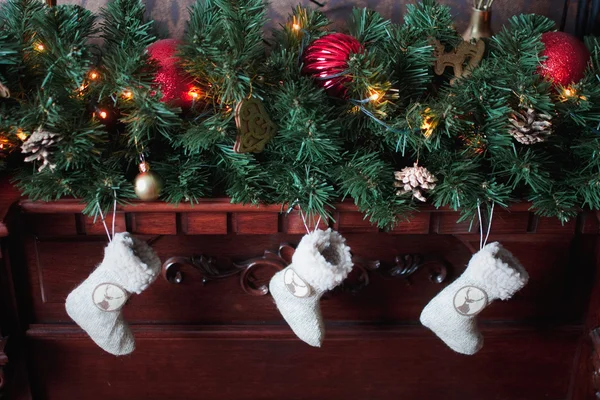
[98,233,161,294]
[291,229,353,292]
[462,242,529,301]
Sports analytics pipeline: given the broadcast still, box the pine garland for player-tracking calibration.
[1,0,600,228]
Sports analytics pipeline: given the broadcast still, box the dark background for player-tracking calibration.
[51,0,576,39]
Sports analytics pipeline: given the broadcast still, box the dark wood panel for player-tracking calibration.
[19,198,539,215]
[283,213,329,234]
[182,213,227,235]
[536,216,576,234]
[570,234,600,399]
[27,233,585,325]
[83,213,126,236]
[435,213,477,234]
[0,176,21,238]
[5,193,595,399]
[130,213,176,235]
[336,212,379,233]
[27,238,103,314]
[233,213,279,234]
[19,198,285,214]
[25,325,581,400]
[390,213,430,234]
[19,203,575,237]
[26,214,78,236]
[581,212,599,234]
[491,212,530,234]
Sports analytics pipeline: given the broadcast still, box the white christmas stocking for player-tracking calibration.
[420,242,529,355]
[65,232,161,355]
[269,229,353,347]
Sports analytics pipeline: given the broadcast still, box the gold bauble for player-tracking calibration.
[134,170,162,201]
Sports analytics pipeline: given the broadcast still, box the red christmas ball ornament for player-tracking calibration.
[301,33,364,98]
[147,39,197,108]
[537,31,590,86]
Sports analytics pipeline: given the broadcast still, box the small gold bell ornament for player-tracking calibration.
[463,1,494,41]
[134,161,162,201]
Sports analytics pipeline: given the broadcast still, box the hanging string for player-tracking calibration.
[111,189,117,238]
[315,215,322,231]
[477,200,483,249]
[97,202,112,243]
[477,200,495,249]
[298,208,323,235]
[298,208,311,235]
[96,189,119,243]
[483,201,495,247]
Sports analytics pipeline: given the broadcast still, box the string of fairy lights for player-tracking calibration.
[0,14,591,176]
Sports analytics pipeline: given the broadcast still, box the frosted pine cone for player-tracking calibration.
[21,128,60,172]
[394,163,437,202]
[508,108,552,145]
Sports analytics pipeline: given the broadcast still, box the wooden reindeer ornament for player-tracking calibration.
[432,39,485,85]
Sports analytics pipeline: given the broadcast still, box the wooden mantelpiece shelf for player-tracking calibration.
[0,182,600,399]
[16,198,600,236]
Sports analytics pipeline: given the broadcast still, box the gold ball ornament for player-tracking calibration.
[134,162,162,201]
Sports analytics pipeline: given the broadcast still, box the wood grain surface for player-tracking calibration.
[1,181,599,399]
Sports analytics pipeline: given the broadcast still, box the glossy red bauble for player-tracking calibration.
[537,31,590,86]
[147,39,196,108]
[301,33,364,98]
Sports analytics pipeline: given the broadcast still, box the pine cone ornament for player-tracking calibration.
[21,128,60,172]
[508,108,552,145]
[394,163,437,202]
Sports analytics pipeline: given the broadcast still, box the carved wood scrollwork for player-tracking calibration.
[161,244,450,296]
[235,244,293,296]
[161,255,242,284]
[338,254,448,294]
[388,254,449,283]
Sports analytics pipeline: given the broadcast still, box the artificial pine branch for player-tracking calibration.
[271,6,329,54]
[154,155,212,204]
[4,0,600,227]
[180,0,267,105]
[347,8,390,44]
[403,0,462,47]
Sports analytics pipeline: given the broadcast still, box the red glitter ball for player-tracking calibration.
[147,39,196,108]
[301,33,364,98]
[538,31,590,86]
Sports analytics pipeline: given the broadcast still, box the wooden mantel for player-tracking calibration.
[1,174,600,399]
[10,194,600,238]
[0,172,594,236]
[0,178,21,238]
